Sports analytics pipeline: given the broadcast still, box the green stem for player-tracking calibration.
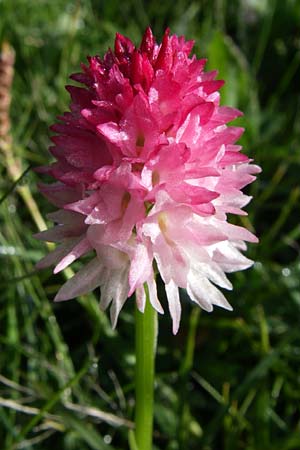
[134,286,157,450]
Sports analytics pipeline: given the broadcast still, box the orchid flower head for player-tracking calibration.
[36,28,260,334]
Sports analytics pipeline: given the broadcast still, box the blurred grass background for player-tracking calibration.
[1,0,300,449]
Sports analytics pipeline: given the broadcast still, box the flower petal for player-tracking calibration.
[54,238,92,273]
[165,280,181,334]
[147,276,164,314]
[54,258,104,301]
[187,270,233,312]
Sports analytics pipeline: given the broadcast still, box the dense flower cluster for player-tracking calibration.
[36,28,260,333]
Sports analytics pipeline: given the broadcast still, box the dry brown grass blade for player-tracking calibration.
[0,41,46,232]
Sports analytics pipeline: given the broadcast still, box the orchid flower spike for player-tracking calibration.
[36,28,261,334]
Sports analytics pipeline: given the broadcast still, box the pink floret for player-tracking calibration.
[37,27,260,333]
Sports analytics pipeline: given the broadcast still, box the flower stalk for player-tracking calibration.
[134,285,158,450]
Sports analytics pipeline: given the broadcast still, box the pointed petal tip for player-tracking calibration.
[137,303,146,314]
[110,309,121,330]
[225,304,233,312]
[250,235,259,244]
[213,298,233,312]
[53,254,77,274]
[202,303,213,313]
[54,292,68,302]
[172,320,180,335]
[164,27,170,37]
[156,304,164,315]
